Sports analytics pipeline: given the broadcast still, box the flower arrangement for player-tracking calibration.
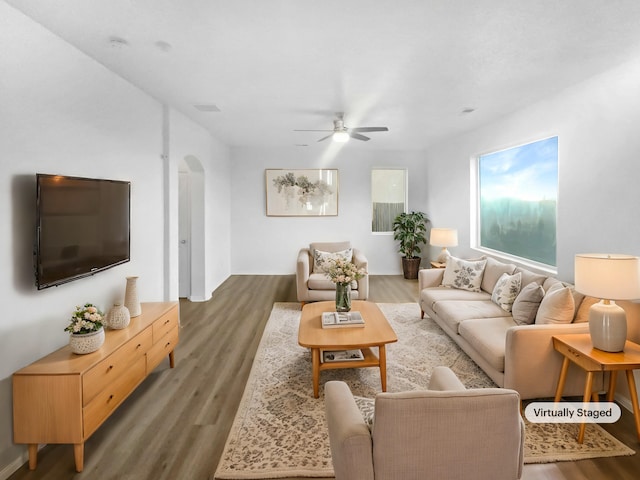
[323,257,367,285]
[65,303,104,334]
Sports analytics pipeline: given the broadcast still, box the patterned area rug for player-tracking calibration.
[214,303,634,479]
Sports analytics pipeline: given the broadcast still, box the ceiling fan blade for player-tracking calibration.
[349,127,389,133]
[349,132,370,141]
[294,129,333,132]
[317,134,334,142]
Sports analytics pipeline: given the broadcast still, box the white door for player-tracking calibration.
[178,172,191,298]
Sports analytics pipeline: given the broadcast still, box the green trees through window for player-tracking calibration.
[478,136,558,267]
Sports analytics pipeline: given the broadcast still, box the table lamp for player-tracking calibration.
[430,228,458,264]
[574,254,640,352]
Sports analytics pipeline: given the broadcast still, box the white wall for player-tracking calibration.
[425,55,640,282]
[0,4,231,476]
[170,110,232,301]
[230,146,428,275]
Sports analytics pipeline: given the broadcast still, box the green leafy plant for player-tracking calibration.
[392,211,429,258]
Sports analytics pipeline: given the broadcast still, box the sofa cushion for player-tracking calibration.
[512,282,545,325]
[421,288,490,314]
[535,283,575,324]
[433,300,510,334]
[491,272,522,312]
[312,247,352,273]
[514,267,547,288]
[458,317,516,373]
[574,295,599,323]
[442,256,487,292]
[481,257,517,293]
[307,273,357,290]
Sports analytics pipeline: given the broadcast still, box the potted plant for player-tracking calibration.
[392,211,429,279]
[65,303,105,354]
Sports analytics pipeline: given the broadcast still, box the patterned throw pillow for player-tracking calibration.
[442,256,488,292]
[491,272,522,312]
[312,248,353,273]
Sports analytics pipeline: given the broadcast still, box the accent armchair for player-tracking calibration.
[325,366,525,480]
[296,241,368,304]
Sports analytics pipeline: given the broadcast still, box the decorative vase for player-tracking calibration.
[105,302,130,329]
[335,283,352,312]
[124,276,141,317]
[69,327,105,355]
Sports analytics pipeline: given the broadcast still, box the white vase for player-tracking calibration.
[106,302,131,329]
[69,327,105,355]
[124,276,141,317]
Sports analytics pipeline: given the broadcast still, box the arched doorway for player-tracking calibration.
[178,156,205,300]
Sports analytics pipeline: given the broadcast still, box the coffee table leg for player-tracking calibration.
[312,348,320,398]
[379,345,387,392]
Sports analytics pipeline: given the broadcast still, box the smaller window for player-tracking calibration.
[371,169,407,233]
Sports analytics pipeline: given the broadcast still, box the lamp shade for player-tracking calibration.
[574,254,640,300]
[430,228,458,247]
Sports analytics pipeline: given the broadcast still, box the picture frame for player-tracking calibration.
[265,169,338,216]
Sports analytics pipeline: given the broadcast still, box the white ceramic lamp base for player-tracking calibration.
[436,248,451,264]
[588,300,627,352]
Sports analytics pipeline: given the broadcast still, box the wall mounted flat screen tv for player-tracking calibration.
[35,174,131,290]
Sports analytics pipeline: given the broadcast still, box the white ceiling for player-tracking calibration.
[7,0,640,150]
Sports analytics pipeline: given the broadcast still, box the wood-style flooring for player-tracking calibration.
[7,275,640,479]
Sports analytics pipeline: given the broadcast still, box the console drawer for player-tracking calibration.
[152,309,178,343]
[147,327,179,372]
[83,356,146,438]
[83,328,152,406]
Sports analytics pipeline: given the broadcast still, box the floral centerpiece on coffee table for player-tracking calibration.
[323,258,367,312]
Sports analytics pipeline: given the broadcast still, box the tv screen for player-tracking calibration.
[35,174,131,289]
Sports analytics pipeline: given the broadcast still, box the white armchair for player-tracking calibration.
[296,241,368,304]
[325,366,525,480]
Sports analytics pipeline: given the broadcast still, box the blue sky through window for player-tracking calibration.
[478,136,558,267]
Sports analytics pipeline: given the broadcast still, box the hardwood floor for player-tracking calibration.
[7,275,639,479]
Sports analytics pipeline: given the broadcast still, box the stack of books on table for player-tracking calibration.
[321,349,364,363]
[321,311,365,328]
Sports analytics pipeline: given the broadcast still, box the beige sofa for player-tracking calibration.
[325,367,524,480]
[419,256,604,400]
[296,241,369,304]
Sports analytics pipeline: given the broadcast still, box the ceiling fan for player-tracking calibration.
[294,113,389,143]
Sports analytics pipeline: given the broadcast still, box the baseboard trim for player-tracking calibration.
[0,450,28,480]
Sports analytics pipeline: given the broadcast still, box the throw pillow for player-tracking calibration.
[512,282,546,325]
[442,256,488,292]
[312,248,353,273]
[491,272,522,312]
[535,284,575,325]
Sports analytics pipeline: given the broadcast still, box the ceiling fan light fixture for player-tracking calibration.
[333,130,350,143]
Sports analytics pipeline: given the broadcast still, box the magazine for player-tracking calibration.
[321,311,365,328]
[322,349,364,363]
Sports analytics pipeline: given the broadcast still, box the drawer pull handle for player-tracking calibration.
[165,342,171,348]
[164,319,170,325]
[107,394,114,402]
[108,365,114,371]
[136,343,142,349]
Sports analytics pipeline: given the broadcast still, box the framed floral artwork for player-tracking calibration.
[265,169,338,216]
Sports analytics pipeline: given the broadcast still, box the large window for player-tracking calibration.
[476,136,558,268]
[371,169,407,233]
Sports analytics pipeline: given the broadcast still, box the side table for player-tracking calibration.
[430,261,446,269]
[552,333,640,443]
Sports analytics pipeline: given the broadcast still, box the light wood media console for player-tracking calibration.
[12,301,179,472]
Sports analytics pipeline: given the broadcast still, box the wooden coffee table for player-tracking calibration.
[298,300,398,398]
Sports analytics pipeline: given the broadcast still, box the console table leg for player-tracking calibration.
[74,443,84,472]
[27,444,37,470]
